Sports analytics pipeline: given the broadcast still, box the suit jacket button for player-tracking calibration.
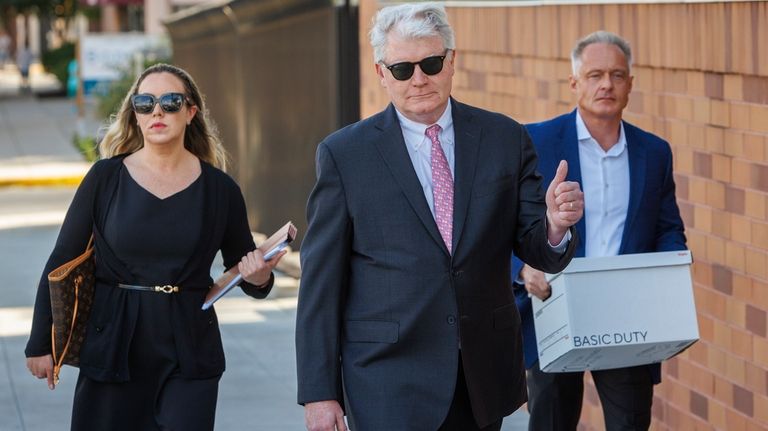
[452,270,463,277]
[447,315,456,325]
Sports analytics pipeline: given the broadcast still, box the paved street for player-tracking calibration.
[0,65,529,430]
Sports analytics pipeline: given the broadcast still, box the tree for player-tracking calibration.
[0,0,80,56]
[2,1,78,18]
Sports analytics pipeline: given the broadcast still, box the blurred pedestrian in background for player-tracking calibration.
[0,30,10,66]
[25,63,284,431]
[16,42,32,91]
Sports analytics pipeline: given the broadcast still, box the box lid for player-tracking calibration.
[548,250,692,281]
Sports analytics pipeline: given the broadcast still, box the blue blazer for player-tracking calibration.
[512,109,687,382]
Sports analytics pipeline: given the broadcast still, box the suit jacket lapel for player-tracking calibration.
[560,110,586,257]
[451,99,480,255]
[619,124,646,254]
[373,104,447,254]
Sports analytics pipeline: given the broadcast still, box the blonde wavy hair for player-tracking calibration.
[98,63,228,170]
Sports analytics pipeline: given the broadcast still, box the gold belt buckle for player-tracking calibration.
[154,285,179,294]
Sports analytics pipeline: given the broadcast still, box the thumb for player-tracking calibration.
[553,160,568,185]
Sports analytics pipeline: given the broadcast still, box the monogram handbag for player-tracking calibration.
[48,235,96,383]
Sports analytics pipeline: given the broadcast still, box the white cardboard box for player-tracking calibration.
[532,250,699,373]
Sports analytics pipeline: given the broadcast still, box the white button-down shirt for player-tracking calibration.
[395,103,569,251]
[396,104,455,218]
[576,110,630,258]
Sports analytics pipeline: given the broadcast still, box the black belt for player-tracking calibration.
[117,283,180,294]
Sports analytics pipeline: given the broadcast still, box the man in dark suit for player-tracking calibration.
[512,31,687,431]
[296,3,584,431]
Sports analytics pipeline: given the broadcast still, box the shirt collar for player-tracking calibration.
[396,103,454,151]
[575,109,627,156]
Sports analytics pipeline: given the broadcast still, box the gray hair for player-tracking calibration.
[369,2,455,64]
[571,30,632,76]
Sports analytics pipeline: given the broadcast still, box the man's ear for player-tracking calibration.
[375,63,387,86]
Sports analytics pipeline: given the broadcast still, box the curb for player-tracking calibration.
[0,161,92,187]
[0,162,91,188]
[0,175,86,187]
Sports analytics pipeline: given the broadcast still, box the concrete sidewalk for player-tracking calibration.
[0,97,93,186]
[0,65,93,187]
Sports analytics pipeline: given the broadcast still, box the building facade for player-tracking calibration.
[358,1,768,429]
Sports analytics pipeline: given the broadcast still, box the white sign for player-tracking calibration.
[81,33,164,81]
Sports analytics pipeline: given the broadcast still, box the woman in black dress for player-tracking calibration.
[25,63,284,430]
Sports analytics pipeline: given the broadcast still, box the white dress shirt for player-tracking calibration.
[395,103,569,251]
[576,110,630,258]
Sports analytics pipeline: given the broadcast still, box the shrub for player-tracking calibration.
[41,42,75,86]
[72,133,99,162]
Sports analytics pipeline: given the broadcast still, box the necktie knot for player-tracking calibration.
[426,124,442,143]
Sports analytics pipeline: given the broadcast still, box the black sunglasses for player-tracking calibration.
[383,51,450,81]
[131,92,188,114]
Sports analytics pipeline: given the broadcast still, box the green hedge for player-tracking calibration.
[41,42,75,86]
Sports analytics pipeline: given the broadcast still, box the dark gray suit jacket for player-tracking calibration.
[296,99,577,429]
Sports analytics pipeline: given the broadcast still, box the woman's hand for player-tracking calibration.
[238,249,286,288]
[26,354,55,390]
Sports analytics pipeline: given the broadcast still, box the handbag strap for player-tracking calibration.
[51,275,82,385]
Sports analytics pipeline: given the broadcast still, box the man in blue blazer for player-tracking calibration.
[512,31,687,430]
[296,3,584,431]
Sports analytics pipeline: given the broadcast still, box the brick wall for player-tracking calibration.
[359,1,768,429]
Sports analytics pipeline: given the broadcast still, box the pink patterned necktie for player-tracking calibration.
[426,124,453,253]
